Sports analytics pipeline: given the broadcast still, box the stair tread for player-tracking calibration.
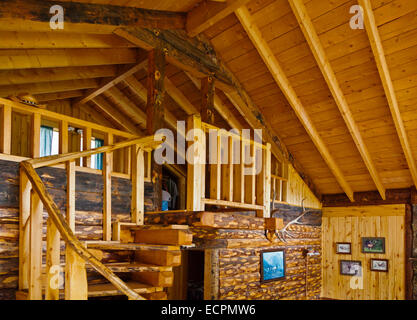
[115,222,189,230]
[85,241,181,251]
[87,262,172,272]
[88,281,163,297]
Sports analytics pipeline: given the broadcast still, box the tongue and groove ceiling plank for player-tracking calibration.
[235,6,354,202]
[359,0,417,189]
[288,0,386,200]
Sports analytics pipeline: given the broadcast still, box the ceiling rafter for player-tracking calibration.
[288,0,386,200]
[186,0,251,37]
[235,6,354,201]
[74,57,148,107]
[104,86,147,128]
[359,0,417,188]
[91,96,143,136]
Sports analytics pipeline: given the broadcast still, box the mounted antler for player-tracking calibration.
[272,198,313,243]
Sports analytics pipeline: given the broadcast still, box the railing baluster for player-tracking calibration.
[66,161,75,230]
[186,115,205,211]
[31,113,41,158]
[82,127,91,167]
[28,190,43,300]
[46,217,60,300]
[19,169,31,291]
[0,104,11,154]
[223,135,233,202]
[131,145,144,225]
[210,131,221,200]
[103,133,113,241]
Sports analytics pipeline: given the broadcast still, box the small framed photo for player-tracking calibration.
[260,249,285,282]
[340,260,362,276]
[370,259,389,272]
[336,242,351,254]
[361,237,385,254]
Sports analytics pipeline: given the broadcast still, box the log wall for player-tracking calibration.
[198,208,322,300]
[0,159,156,299]
[322,204,406,300]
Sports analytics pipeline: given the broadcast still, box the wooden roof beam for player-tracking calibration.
[103,86,147,128]
[165,77,199,115]
[289,0,386,200]
[186,0,252,37]
[91,96,143,136]
[74,57,148,107]
[0,0,185,33]
[235,6,354,202]
[359,0,417,188]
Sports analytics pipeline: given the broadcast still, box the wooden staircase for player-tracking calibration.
[84,224,193,299]
[16,134,193,300]
[17,223,193,300]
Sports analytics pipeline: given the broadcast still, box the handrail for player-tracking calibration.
[21,161,144,300]
[29,134,165,168]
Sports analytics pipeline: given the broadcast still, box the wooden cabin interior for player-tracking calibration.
[0,0,416,301]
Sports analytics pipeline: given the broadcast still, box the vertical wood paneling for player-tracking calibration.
[322,205,405,300]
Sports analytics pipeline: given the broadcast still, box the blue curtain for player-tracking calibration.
[40,126,53,157]
[93,138,104,170]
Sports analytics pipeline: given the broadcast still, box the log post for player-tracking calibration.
[202,76,215,203]
[146,48,166,211]
[204,249,219,300]
[0,104,11,154]
[187,114,205,211]
[131,145,145,224]
[201,76,215,124]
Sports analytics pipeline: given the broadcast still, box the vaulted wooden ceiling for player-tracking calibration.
[1,0,416,200]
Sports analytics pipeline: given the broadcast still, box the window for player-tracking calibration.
[91,138,104,170]
[40,126,59,157]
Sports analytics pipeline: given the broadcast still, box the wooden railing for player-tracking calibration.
[186,114,271,217]
[0,97,152,180]
[18,134,163,300]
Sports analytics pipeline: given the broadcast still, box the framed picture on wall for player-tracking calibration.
[370,259,389,272]
[260,249,285,282]
[340,260,362,276]
[361,237,385,254]
[336,242,351,254]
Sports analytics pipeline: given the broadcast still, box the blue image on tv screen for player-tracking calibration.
[262,251,285,281]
